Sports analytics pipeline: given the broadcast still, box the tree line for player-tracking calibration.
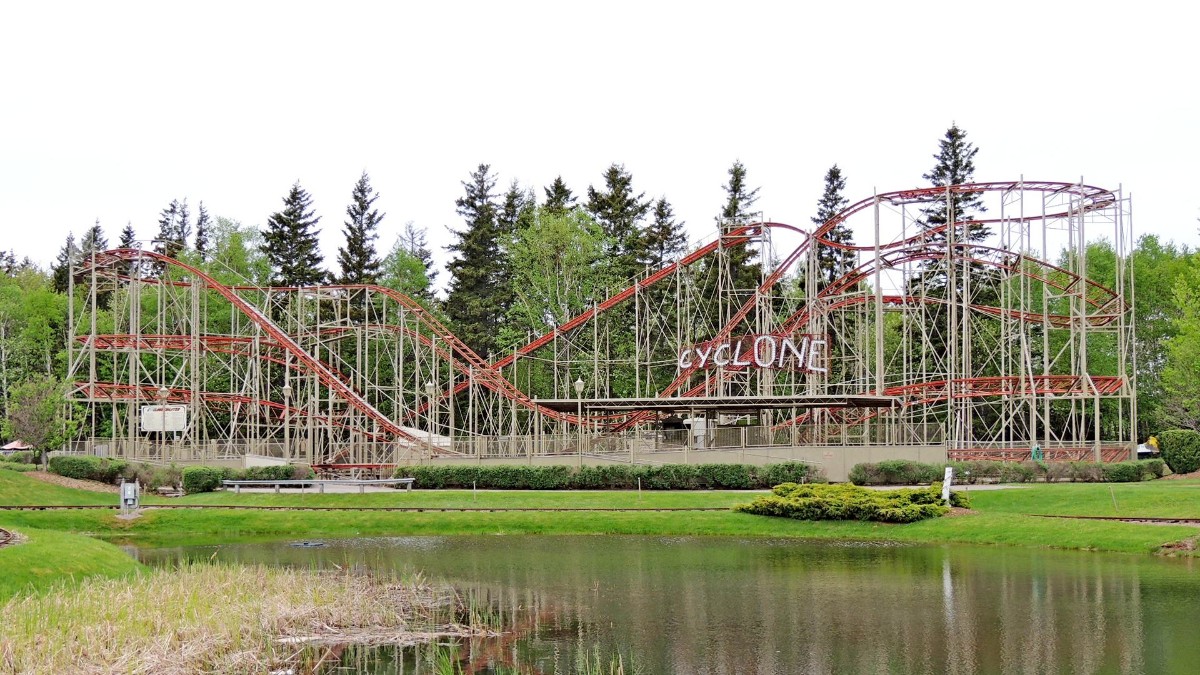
[3,123,1198,448]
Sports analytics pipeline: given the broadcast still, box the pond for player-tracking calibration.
[137,536,1200,674]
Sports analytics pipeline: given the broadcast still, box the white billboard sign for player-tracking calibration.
[140,405,188,432]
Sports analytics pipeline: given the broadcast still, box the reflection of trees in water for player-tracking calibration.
[141,537,1192,674]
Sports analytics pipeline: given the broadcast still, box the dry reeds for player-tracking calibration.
[0,563,481,674]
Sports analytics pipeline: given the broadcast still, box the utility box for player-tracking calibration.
[120,480,140,512]
[687,418,708,450]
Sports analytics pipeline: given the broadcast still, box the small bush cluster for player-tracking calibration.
[119,463,183,490]
[849,459,1166,485]
[1158,429,1200,475]
[1,451,36,464]
[181,464,313,494]
[47,455,128,483]
[393,462,827,490]
[0,462,38,472]
[735,482,968,523]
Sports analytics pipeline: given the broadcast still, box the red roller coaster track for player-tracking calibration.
[74,181,1127,452]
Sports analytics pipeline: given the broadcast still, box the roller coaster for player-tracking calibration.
[66,180,1136,469]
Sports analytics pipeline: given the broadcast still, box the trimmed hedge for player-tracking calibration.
[47,455,128,483]
[735,482,968,523]
[849,459,1167,485]
[1158,429,1200,475]
[393,462,827,490]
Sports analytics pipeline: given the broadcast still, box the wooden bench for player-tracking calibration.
[220,478,415,494]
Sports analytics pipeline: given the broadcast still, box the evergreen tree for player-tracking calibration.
[811,165,855,290]
[0,250,17,277]
[640,197,688,271]
[585,163,651,281]
[176,200,191,252]
[716,159,763,296]
[50,233,77,294]
[79,219,109,258]
[446,164,507,357]
[194,202,211,260]
[152,198,191,264]
[118,223,137,250]
[398,221,438,296]
[336,171,384,284]
[543,175,576,215]
[497,180,535,236]
[920,123,987,242]
[261,182,326,286]
[118,222,140,277]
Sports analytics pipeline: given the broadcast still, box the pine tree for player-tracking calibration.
[79,219,109,258]
[194,202,211,261]
[716,160,763,296]
[497,181,535,236]
[640,197,688,271]
[261,182,326,286]
[118,223,137,250]
[811,165,855,290]
[336,171,384,284]
[543,175,576,215]
[921,123,987,242]
[585,164,651,281]
[153,200,181,260]
[0,250,17,277]
[176,200,191,252]
[398,221,438,296]
[446,164,506,357]
[51,233,77,294]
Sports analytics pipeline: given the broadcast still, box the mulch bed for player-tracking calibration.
[25,471,119,493]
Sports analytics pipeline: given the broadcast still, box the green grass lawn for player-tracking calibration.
[0,527,145,599]
[169,486,754,509]
[0,468,118,506]
[1,471,1198,577]
[965,480,1200,518]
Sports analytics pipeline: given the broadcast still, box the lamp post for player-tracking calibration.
[574,377,585,468]
[157,386,169,461]
[281,383,292,462]
[425,381,436,458]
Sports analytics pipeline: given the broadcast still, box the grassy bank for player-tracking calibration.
[0,563,473,674]
[1,472,1197,561]
[0,527,144,598]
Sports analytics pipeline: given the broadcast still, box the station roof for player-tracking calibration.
[534,394,899,415]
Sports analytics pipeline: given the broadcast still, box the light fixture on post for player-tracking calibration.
[157,386,169,461]
[574,377,585,468]
[281,383,292,462]
[425,381,436,458]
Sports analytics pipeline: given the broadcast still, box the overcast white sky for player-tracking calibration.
[2,1,1197,286]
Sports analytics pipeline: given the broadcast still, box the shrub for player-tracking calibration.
[1,451,34,464]
[181,466,226,494]
[0,463,37,472]
[695,463,755,489]
[849,460,942,486]
[1101,461,1144,483]
[736,483,953,523]
[1139,458,1167,479]
[760,462,826,486]
[120,463,183,490]
[47,455,127,483]
[1068,462,1105,483]
[1158,429,1200,475]
[392,462,824,490]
